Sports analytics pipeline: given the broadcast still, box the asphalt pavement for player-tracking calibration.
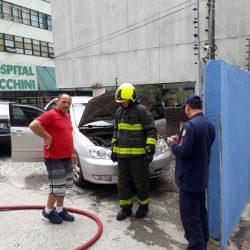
[0,150,249,250]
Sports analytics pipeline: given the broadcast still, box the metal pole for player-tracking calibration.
[115,77,118,88]
[208,0,215,59]
[195,0,202,96]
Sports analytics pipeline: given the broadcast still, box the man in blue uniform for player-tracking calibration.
[167,94,215,250]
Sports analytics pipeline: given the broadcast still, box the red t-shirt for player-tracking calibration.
[37,107,73,159]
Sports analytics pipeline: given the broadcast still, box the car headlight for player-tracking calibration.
[87,146,112,159]
[154,138,169,157]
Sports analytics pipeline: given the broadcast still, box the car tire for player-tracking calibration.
[73,161,87,186]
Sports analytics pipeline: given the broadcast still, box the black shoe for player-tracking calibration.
[57,208,75,222]
[135,204,148,219]
[116,207,132,221]
[42,209,63,224]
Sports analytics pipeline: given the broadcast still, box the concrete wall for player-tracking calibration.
[205,60,250,247]
[52,0,206,87]
[51,0,250,88]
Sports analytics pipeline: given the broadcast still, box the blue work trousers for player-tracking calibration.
[179,189,208,250]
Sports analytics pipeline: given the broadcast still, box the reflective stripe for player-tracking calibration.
[146,137,156,145]
[118,123,143,131]
[111,138,117,144]
[113,146,146,155]
[120,199,133,206]
[138,198,149,205]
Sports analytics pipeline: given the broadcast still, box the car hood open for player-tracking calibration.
[78,90,156,127]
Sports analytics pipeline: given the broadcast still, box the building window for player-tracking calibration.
[48,43,54,58]
[30,10,39,27]
[0,1,3,18]
[24,37,32,55]
[0,1,52,31]
[22,7,30,25]
[41,41,48,57]
[2,1,12,21]
[32,39,41,56]
[47,16,52,31]
[0,33,4,51]
[4,34,16,52]
[15,36,24,54]
[0,32,54,58]
[12,4,22,23]
[39,12,47,29]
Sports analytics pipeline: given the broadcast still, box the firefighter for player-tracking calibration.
[111,82,157,221]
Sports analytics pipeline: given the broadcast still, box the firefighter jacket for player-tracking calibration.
[111,102,157,158]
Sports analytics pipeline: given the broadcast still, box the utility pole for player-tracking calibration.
[207,0,216,59]
[195,0,202,96]
[115,77,118,88]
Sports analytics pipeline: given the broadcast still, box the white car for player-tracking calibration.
[0,102,11,149]
[10,92,172,186]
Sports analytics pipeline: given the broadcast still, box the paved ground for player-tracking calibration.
[0,148,249,250]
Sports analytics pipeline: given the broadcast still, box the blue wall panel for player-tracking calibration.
[205,59,250,247]
[205,60,222,240]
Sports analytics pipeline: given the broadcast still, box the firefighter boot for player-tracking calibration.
[116,206,132,221]
[135,204,148,219]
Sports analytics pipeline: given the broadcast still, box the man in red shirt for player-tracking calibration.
[29,94,78,224]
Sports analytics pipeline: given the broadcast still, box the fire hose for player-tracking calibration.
[0,205,103,250]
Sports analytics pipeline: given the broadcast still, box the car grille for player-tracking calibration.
[149,168,163,178]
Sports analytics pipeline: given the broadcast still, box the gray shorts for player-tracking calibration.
[44,158,73,197]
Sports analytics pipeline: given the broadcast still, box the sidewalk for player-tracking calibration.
[229,201,250,250]
[206,201,250,250]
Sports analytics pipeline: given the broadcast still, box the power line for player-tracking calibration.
[6,1,198,82]
[219,39,237,65]
[56,1,198,58]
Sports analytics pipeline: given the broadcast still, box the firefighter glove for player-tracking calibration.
[111,152,118,163]
[145,145,155,163]
[146,145,155,155]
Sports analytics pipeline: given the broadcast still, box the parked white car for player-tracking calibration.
[10,92,172,186]
[0,102,11,149]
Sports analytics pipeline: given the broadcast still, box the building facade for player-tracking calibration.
[0,0,91,107]
[51,0,250,92]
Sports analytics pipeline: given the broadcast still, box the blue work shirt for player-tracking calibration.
[171,112,215,192]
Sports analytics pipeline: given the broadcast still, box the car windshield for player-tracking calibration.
[72,103,87,127]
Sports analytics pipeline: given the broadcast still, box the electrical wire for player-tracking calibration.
[57,1,198,58]
[56,0,193,58]
[3,0,202,83]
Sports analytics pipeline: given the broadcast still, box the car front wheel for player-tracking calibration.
[73,161,87,186]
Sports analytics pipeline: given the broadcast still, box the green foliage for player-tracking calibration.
[136,84,162,100]
[163,87,193,107]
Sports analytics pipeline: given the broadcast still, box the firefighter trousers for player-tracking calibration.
[117,156,150,208]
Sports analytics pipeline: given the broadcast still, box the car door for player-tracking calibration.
[9,104,44,162]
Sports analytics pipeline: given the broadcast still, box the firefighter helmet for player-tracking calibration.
[115,82,137,103]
